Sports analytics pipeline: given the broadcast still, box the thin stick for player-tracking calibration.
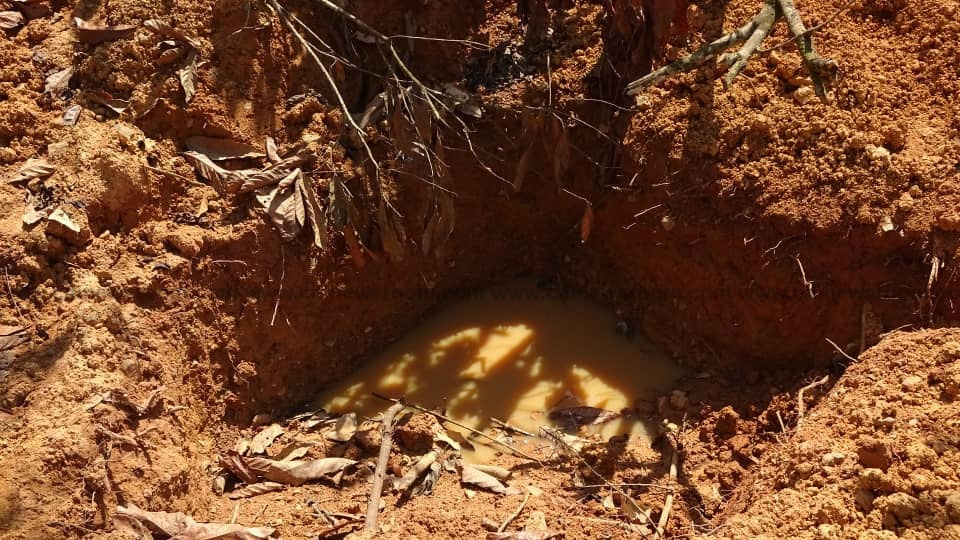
[792,255,815,298]
[270,246,284,326]
[796,374,829,428]
[657,443,679,534]
[760,0,856,53]
[626,18,759,94]
[490,417,538,438]
[363,401,404,534]
[372,393,541,463]
[722,0,778,88]
[825,337,857,364]
[498,492,530,532]
[777,0,835,99]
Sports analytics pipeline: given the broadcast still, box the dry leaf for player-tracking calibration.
[296,174,327,249]
[273,441,313,461]
[178,49,198,105]
[116,504,276,540]
[0,325,28,352]
[343,225,366,268]
[195,196,209,219]
[326,413,357,443]
[44,67,74,98]
[75,17,136,44]
[46,207,80,233]
[185,136,264,161]
[227,482,285,500]
[156,46,186,65]
[90,92,130,114]
[579,205,593,244]
[248,424,283,455]
[11,0,50,19]
[61,104,81,126]
[264,136,281,164]
[8,158,55,184]
[22,203,52,226]
[182,151,230,192]
[243,456,357,486]
[0,11,24,30]
[219,451,259,485]
[395,450,438,493]
[548,405,619,428]
[143,19,202,50]
[461,463,510,494]
[255,183,302,240]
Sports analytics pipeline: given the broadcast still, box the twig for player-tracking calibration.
[363,401,404,534]
[270,246,284,327]
[722,0,779,88]
[490,417,538,438]
[656,441,679,535]
[626,18,759,94]
[796,374,829,428]
[498,492,530,532]
[792,255,815,298]
[776,410,787,434]
[825,337,857,364]
[760,0,856,53]
[777,0,836,99]
[373,393,542,463]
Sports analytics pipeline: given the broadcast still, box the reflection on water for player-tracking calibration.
[318,279,684,461]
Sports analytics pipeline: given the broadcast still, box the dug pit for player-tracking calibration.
[317,278,685,462]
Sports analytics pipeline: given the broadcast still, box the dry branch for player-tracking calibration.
[626,0,838,101]
[363,401,404,534]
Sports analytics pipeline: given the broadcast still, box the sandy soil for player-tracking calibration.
[1,0,959,538]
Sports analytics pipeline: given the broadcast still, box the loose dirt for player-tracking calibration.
[1,0,959,539]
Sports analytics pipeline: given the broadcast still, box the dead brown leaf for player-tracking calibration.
[8,158,55,184]
[143,19,202,49]
[264,136,281,164]
[255,182,302,241]
[0,11,24,30]
[74,17,136,44]
[327,176,349,230]
[273,441,313,461]
[116,504,276,539]
[185,136,264,161]
[0,325,28,352]
[182,151,230,192]
[178,49,198,105]
[61,104,81,126]
[219,451,259,485]
[90,91,130,114]
[470,464,512,482]
[44,67,74,98]
[227,481,285,500]
[156,46,186,65]
[243,456,357,486]
[325,413,357,443]
[248,424,284,455]
[296,173,327,249]
[579,205,593,244]
[395,450,438,494]
[461,463,512,494]
[46,207,80,234]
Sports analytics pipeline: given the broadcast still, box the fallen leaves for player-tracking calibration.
[461,462,517,495]
[186,136,264,161]
[248,424,284,455]
[0,11,24,30]
[74,17,136,44]
[7,158,55,184]
[116,504,276,540]
[143,19,202,106]
[0,325,28,352]
[243,456,357,486]
[44,67,74,98]
[178,49,198,105]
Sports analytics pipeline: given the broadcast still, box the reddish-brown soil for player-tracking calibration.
[1,0,959,538]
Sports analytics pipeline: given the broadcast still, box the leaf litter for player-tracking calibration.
[74,17,137,44]
[0,11,24,30]
[116,504,276,540]
[0,325,28,352]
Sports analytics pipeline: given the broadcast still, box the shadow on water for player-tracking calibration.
[317,278,685,460]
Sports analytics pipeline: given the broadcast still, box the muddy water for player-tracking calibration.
[317,279,684,461]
